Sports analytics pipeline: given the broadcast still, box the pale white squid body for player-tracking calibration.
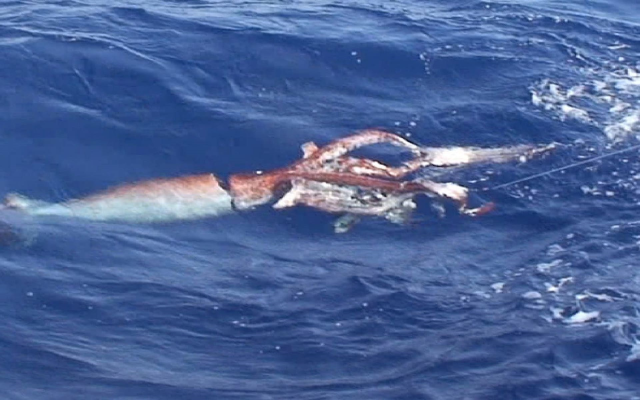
[4,174,235,223]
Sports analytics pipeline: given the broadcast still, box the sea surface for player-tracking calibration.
[1,0,640,399]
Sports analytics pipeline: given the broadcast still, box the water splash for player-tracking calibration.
[531,64,640,142]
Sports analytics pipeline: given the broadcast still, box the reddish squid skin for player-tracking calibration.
[4,174,236,223]
[3,129,531,224]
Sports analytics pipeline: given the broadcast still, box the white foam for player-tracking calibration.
[550,307,564,320]
[604,109,640,141]
[522,291,542,300]
[531,65,640,142]
[560,104,592,123]
[607,320,640,361]
[575,292,614,302]
[546,244,565,256]
[491,282,505,293]
[565,310,600,324]
[536,259,563,273]
[608,44,630,50]
[545,276,573,293]
[627,343,640,362]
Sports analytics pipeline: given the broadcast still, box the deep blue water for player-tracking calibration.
[1,0,640,399]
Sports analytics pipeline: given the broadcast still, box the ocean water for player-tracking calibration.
[1,0,640,399]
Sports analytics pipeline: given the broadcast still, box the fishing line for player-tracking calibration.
[485,142,640,191]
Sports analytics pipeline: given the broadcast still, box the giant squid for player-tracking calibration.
[2,130,555,233]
